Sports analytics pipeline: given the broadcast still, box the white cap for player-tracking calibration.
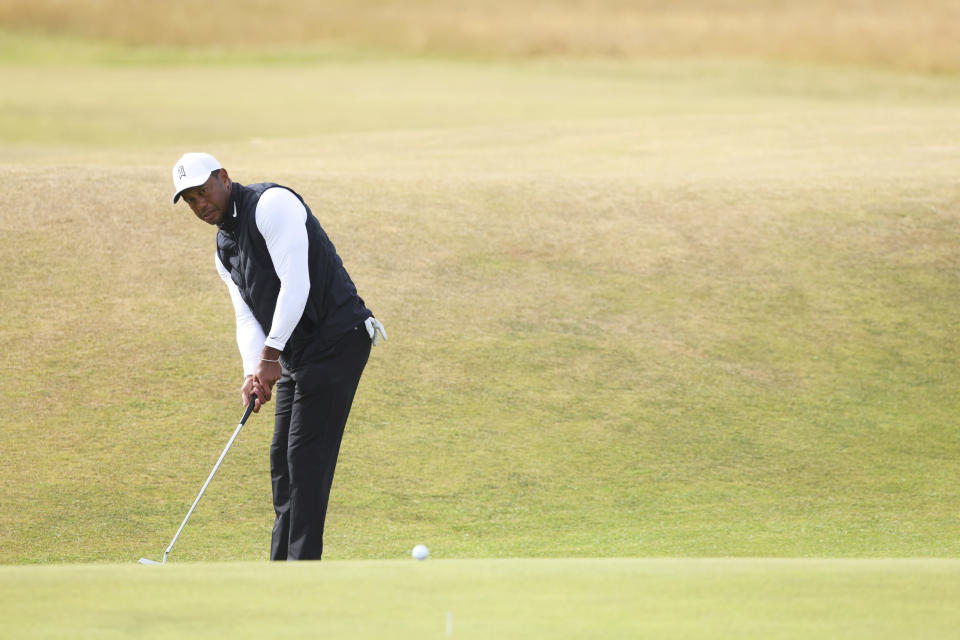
[171,152,222,204]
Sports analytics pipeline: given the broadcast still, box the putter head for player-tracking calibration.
[138,558,162,565]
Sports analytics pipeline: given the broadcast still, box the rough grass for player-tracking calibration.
[1,0,960,71]
[1,46,959,564]
[2,0,960,565]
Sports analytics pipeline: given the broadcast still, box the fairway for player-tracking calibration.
[2,558,959,639]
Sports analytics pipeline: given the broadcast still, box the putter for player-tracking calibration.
[139,395,258,565]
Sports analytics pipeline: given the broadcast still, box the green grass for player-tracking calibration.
[1,4,959,633]
[1,16,960,568]
[2,559,959,639]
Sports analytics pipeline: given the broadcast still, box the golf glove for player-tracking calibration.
[364,316,388,346]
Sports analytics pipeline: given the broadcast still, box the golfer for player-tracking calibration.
[171,152,386,561]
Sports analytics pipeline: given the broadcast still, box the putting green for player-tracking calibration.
[1,558,958,639]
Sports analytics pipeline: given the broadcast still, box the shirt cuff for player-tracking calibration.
[263,336,287,351]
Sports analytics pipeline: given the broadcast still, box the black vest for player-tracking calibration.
[216,182,370,366]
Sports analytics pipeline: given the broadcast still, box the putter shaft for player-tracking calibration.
[142,396,257,564]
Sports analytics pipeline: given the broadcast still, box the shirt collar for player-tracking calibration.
[217,183,241,231]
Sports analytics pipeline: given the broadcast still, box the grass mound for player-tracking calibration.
[1,4,959,565]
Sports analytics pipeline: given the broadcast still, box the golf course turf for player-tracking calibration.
[1,1,959,636]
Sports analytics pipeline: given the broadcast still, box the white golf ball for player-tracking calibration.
[412,544,429,560]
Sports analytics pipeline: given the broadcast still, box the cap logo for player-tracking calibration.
[177,164,186,179]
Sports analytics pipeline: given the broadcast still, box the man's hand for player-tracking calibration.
[241,375,264,413]
[254,346,283,406]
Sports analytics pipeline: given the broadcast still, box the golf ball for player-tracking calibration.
[412,544,429,560]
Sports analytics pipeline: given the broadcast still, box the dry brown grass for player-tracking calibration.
[1,0,959,71]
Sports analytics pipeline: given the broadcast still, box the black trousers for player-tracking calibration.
[269,325,371,560]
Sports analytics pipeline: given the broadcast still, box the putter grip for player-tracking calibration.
[241,394,257,424]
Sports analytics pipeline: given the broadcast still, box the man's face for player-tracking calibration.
[180,170,231,225]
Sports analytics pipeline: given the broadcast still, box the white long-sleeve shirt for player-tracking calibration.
[216,187,310,376]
